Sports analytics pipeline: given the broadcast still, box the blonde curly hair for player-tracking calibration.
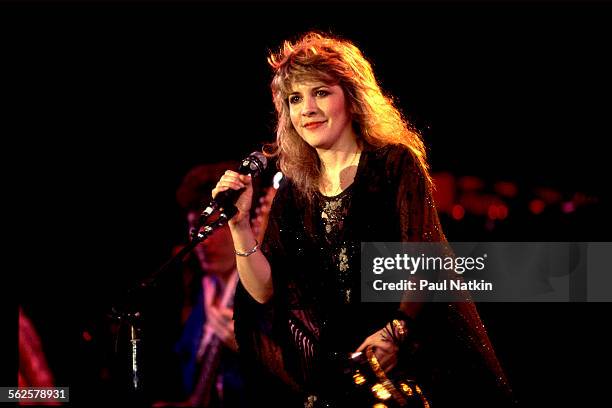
[265,31,432,200]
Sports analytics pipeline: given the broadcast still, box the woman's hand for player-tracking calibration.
[211,170,253,226]
[355,322,400,373]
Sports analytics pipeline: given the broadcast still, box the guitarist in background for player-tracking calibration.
[154,161,276,408]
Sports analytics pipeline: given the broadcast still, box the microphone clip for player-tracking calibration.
[190,205,238,241]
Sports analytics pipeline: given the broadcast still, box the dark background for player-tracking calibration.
[7,1,611,407]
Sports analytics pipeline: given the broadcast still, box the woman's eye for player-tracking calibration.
[289,95,301,104]
[316,90,329,97]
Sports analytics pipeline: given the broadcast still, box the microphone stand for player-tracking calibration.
[109,205,238,398]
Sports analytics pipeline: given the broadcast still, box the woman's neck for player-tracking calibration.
[317,138,362,196]
[315,127,360,170]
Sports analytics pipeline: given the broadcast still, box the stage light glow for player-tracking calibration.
[529,199,545,215]
[452,204,465,220]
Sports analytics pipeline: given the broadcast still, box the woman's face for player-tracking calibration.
[288,81,354,150]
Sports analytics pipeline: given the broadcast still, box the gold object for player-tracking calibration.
[392,319,407,339]
[371,383,392,400]
[365,346,408,406]
[353,370,366,385]
[399,382,413,396]
[373,403,388,408]
[364,345,431,407]
[414,385,431,408]
[304,395,317,408]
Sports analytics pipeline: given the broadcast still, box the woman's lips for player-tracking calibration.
[303,120,327,129]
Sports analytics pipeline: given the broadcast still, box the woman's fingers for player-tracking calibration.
[355,337,371,353]
[222,171,252,186]
[211,171,241,190]
[211,171,254,198]
[209,170,255,226]
[212,181,244,198]
[372,344,397,372]
[355,327,400,373]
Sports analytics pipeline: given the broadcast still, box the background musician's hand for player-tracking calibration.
[206,305,238,352]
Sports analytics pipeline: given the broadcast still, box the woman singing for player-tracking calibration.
[212,32,512,407]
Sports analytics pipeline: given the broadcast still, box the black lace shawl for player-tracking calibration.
[234,144,513,406]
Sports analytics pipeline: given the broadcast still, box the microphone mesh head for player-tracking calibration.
[249,151,267,170]
[240,151,267,176]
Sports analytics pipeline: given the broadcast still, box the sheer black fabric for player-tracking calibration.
[234,143,513,407]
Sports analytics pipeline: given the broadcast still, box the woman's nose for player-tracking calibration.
[301,95,318,116]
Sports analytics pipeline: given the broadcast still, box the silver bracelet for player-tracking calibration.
[235,239,259,257]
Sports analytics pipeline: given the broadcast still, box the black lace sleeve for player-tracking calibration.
[385,144,446,243]
[388,145,513,406]
[233,178,301,393]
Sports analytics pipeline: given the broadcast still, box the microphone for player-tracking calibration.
[197,152,267,225]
